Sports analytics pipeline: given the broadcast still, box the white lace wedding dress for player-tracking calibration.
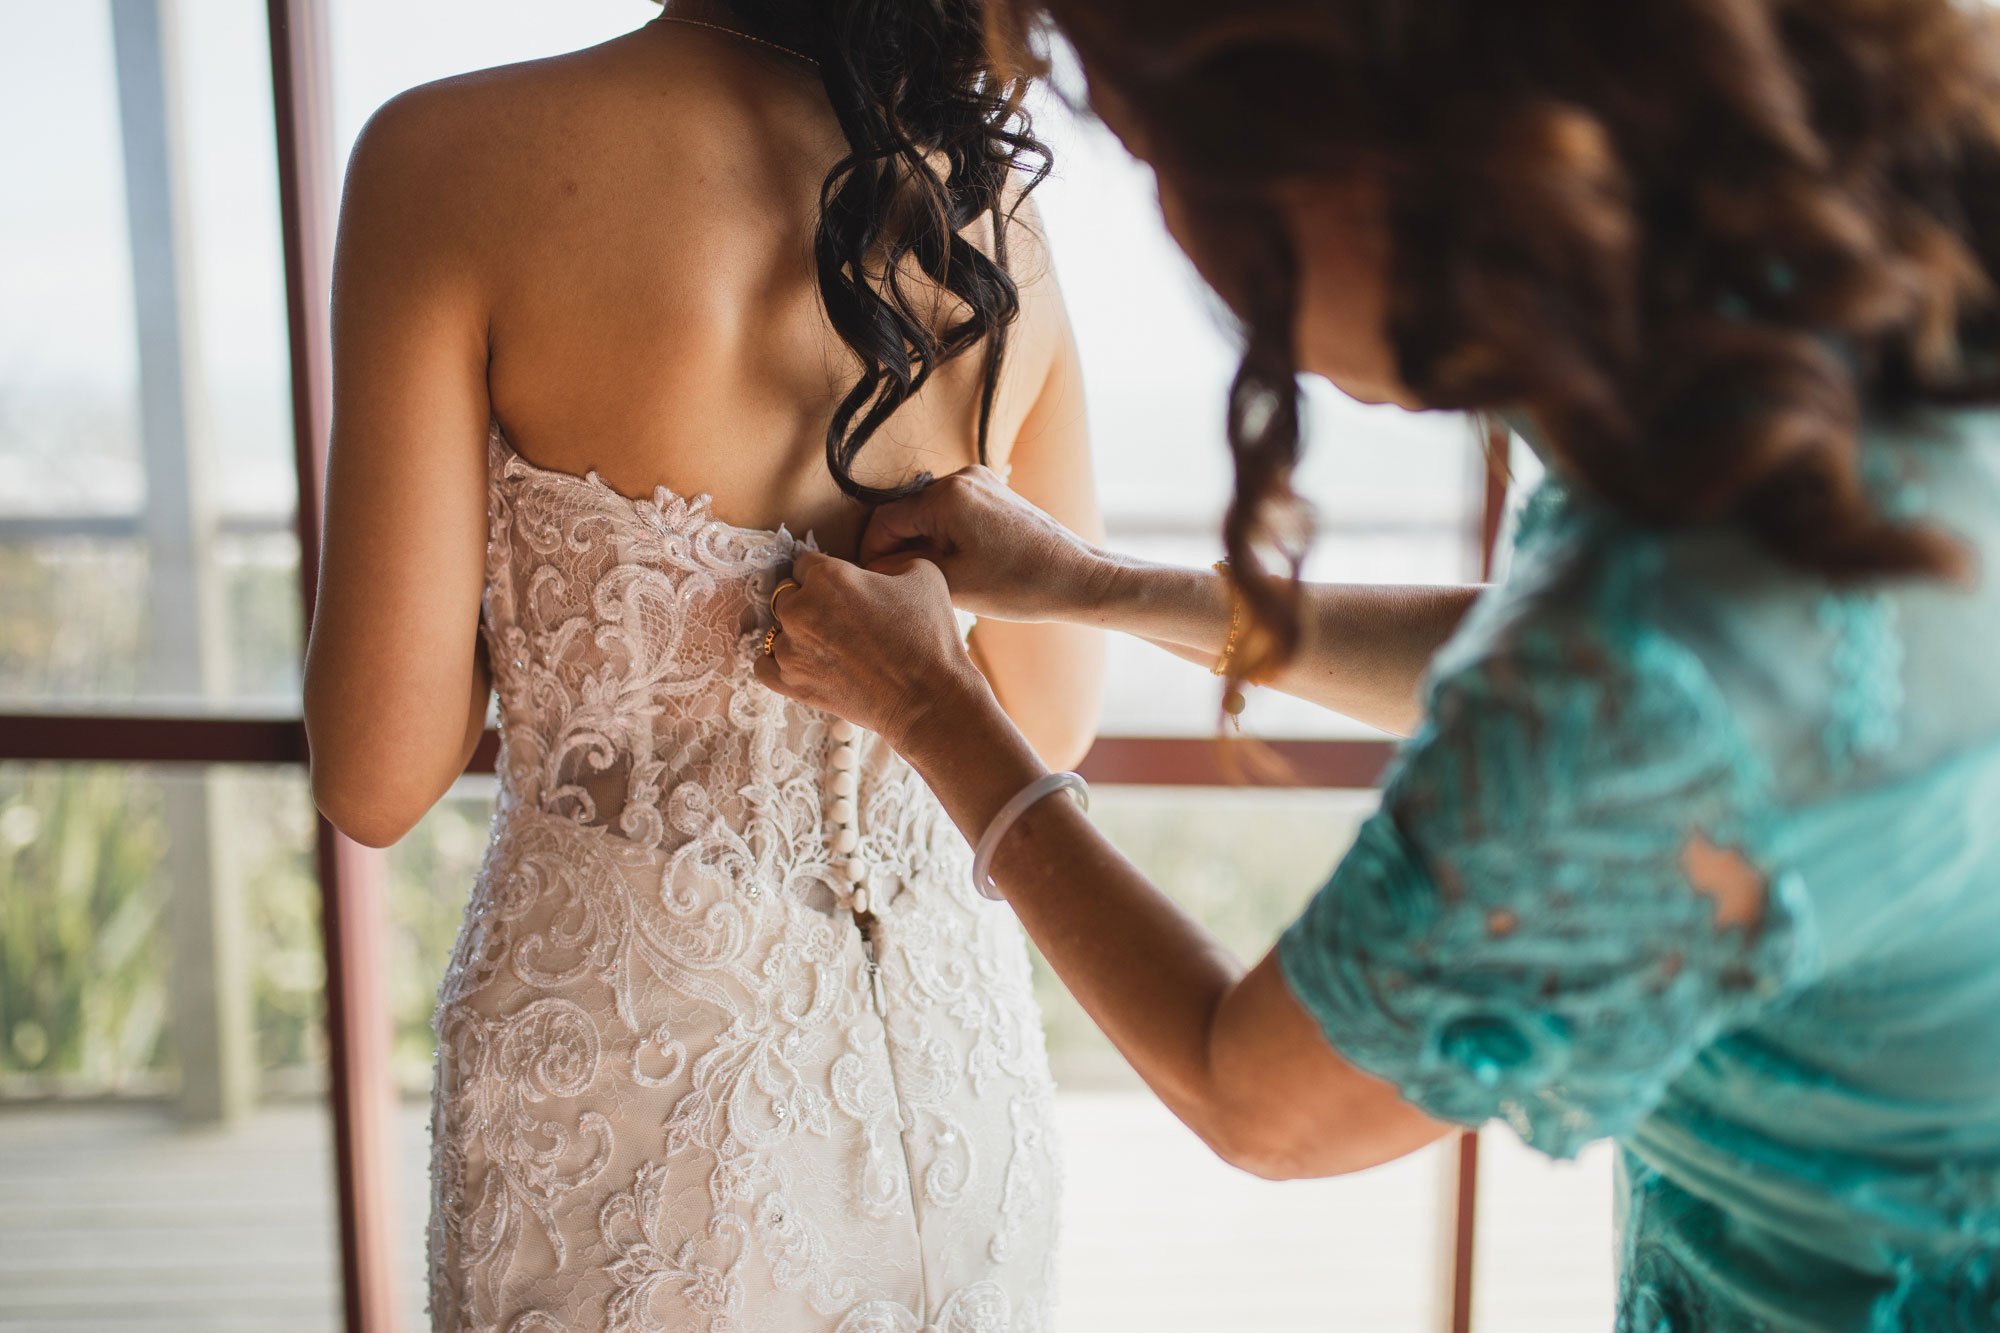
[426,426,1062,1333]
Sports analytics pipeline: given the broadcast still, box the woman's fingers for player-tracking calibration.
[780,550,861,636]
[789,547,836,584]
[888,555,952,602]
[751,552,980,750]
[866,551,933,578]
[857,465,1015,565]
[751,643,791,695]
[859,491,952,568]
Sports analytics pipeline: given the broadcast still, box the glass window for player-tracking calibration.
[328,0,662,165]
[1048,787,1444,1332]
[0,762,340,1329]
[1058,1091,1444,1333]
[0,2,299,716]
[1472,1133,1619,1333]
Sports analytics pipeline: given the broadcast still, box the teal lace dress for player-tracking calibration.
[1278,408,2000,1330]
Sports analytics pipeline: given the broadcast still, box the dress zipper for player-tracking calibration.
[827,717,931,1322]
[856,909,932,1323]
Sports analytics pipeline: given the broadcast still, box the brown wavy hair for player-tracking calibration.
[994,0,1997,678]
[689,1,1049,503]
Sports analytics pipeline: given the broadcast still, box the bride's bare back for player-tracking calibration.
[307,16,1101,846]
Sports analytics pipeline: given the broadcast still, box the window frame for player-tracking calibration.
[0,4,1509,1326]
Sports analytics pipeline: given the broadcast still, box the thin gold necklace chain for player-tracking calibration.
[652,15,820,68]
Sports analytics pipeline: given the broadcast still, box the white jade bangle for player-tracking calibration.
[972,772,1089,901]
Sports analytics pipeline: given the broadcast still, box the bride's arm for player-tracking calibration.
[959,249,1106,769]
[304,92,495,848]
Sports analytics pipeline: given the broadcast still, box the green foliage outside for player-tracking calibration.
[0,766,325,1096]
[0,768,170,1090]
[237,770,327,1081]
[0,528,312,1097]
[1,755,1372,1102]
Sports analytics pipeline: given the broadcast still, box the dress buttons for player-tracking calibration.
[825,723,866,914]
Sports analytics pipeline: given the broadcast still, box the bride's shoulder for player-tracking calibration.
[342,31,825,229]
[342,46,624,201]
[339,64,553,233]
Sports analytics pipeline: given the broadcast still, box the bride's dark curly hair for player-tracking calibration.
[994,0,1995,678]
[704,0,1049,502]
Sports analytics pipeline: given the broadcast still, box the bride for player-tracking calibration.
[300,2,1103,1329]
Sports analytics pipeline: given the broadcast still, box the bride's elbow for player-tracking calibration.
[975,625,1103,771]
[988,678,1098,770]
[304,717,440,847]
[302,677,459,846]
[309,761,426,848]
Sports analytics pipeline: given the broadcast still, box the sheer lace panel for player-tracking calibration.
[481,426,811,844]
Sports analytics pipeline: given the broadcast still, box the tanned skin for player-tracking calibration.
[304,9,1105,848]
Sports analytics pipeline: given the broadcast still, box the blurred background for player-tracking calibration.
[0,3,1600,1331]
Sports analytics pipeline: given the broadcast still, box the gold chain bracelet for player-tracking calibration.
[1211,560,1249,723]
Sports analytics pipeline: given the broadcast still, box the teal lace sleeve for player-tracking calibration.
[1279,607,1821,1159]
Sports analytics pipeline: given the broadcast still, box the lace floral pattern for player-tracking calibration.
[427,428,1060,1332]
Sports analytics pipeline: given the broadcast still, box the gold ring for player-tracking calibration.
[769,579,800,623]
[760,626,780,656]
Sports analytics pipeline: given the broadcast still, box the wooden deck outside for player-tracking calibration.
[0,1092,1611,1332]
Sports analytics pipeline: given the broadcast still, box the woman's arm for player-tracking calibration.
[1095,559,1474,736]
[912,687,1450,1178]
[962,246,1105,769]
[303,90,494,848]
[755,555,1450,1177]
[860,470,1477,736]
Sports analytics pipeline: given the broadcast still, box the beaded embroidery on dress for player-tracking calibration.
[426,425,1061,1333]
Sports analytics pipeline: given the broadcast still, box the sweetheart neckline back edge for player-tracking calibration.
[488,419,811,548]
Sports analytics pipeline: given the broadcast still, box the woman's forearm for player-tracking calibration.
[755,554,1447,1177]
[897,678,1267,1153]
[894,674,1443,1176]
[1080,556,1481,734]
[863,471,1480,733]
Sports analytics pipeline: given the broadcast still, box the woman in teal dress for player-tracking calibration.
[755,0,2000,1327]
